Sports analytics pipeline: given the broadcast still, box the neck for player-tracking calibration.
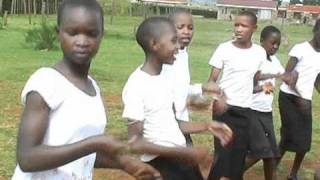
[56,58,90,79]
[141,54,163,75]
[233,40,252,49]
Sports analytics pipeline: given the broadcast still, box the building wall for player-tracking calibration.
[217,6,275,20]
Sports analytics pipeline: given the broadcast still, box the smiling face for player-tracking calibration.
[233,15,257,45]
[156,25,178,65]
[261,32,281,56]
[58,6,103,65]
[173,12,194,49]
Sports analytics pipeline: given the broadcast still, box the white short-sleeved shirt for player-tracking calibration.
[280,41,320,100]
[162,48,202,121]
[209,41,265,108]
[251,55,284,112]
[12,68,107,180]
[122,67,186,162]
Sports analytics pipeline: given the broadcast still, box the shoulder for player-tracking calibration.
[252,43,266,52]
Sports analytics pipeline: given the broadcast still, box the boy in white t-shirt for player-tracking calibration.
[163,10,221,147]
[277,19,320,180]
[207,11,265,180]
[122,17,233,180]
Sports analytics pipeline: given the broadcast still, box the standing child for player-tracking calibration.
[163,9,221,146]
[12,0,162,179]
[243,25,284,180]
[207,11,265,180]
[122,16,233,180]
[277,19,320,180]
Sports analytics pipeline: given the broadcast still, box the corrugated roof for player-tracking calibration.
[216,0,277,9]
[287,5,320,14]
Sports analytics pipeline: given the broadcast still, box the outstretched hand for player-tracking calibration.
[262,82,274,94]
[207,121,233,147]
[121,156,162,180]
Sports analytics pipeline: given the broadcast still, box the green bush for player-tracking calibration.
[101,0,130,16]
[25,19,58,50]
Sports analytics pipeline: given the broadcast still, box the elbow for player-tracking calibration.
[17,151,38,172]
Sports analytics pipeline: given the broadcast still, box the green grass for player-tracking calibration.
[0,15,319,179]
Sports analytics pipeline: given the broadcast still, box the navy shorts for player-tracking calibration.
[208,106,251,180]
[278,91,312,153]
[247,110,280,158]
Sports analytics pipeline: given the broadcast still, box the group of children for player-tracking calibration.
[11,0,320,179]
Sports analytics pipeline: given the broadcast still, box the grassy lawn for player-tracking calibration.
[0,15,319,179]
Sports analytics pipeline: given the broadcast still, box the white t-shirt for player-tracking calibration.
[122,67,186,162]
[12,68,107,180]
[251,55,284,112]
[162,48,202,121]
[209,41,264,108]
[280,41,320,100]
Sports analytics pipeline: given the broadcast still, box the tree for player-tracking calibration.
[0,0,3,15]
[290,0,302,4]
[303,0,320,5]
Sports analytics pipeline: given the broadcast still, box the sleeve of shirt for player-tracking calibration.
[288,44,303,61]
[208,44,224,69]
[122,78,144,121]
[21,68,64,110]
[188,84,203,96]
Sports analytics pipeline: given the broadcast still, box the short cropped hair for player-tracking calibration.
[168,9,191,23]
[238,11,257,25]
[260,25,281,42]
[57,0,104,31]
[136,17,175,53]
[313,19,320,33]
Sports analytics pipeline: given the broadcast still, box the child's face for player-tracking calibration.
[233,15,256,44]
[261,32,281,56]
[174,13,193,49]
[155,27,178,65]
[58,7,103,65]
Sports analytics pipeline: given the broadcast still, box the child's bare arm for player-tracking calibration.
[127,120,208,164]
[315,73,320,93]
[95,153,162,180]
[208,67,221,82]
[17,92,124,172]
[178,121,233,147]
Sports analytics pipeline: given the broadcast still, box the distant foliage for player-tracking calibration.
[25,19,58,50]
[101,0,130,15]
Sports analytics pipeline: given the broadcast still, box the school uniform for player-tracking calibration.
[163,48,202,146]
[207,41,264,180]
[122,66,203,180]
[248,55,284,159]
[12,68,107,180]
[279,41,320,153]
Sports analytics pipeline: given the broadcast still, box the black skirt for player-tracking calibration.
[208,105,251,180]
[247,110,280,158]
[278,91,312,153]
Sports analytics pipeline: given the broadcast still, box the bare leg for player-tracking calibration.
[275,147,286,168]
[263,158,277,180]
[287,152,306,179]
[314,169,320,180]
[244,157,260,171]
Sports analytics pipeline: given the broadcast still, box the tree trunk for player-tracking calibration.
[0,0,3,15]
[33,0,36,15]
[110,0,115,25]
[41,0,45,15]
[28,0,32,24]
[23,0,27,14]
[11,0,16,14]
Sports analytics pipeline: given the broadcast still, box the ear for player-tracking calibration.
[150,38,160,51]
[253,24,257,32]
